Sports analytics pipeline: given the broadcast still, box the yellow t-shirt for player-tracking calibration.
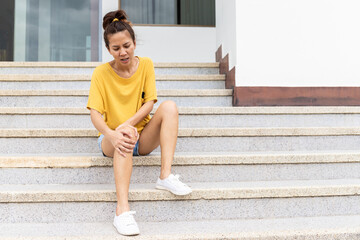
[87,56,157,136]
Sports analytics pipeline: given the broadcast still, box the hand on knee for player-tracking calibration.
[116,125,138,142]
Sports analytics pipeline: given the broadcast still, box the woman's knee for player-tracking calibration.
[159,100,178,116]
[115,125,138,141]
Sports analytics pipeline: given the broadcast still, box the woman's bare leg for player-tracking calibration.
[102,127,137,215]
[138,100,178,179]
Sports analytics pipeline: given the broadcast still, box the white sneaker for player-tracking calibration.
[113,211,140,236]
[156,174,192,195]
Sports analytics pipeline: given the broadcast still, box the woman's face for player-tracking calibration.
[107,30,136,66]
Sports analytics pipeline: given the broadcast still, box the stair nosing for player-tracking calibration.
[0,74,225,81]
[1,216,360,240]
[1,151,360,168]
[2,127,360,138]
[3,106,360,115]
[1,179,359,203]
[0,89,232,97]
[0,62,220,68]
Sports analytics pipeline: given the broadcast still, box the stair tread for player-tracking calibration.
[1,150,360,168]
[0,62,220,68]
[1,178,360,203]
[3,127,360,137]
[3,106,360,114]
[0,89,232,96]
[0,74,225,81]
[1,215,360,239]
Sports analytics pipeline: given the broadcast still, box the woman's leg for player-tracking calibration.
[101,126,137,216]
[138,100,178,179]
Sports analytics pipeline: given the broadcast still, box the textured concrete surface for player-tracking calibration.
[1,61,360,238]
[1,179,360,203]
[2,151,360,168]
[0,80,225,90]
[0,96,233,107]
[1,195,360,223]
[0,215,360,239]
[0,89,232,96]
[0,74,224,81]
[5,135,360,154]
[2,163,360,184]
[6,114,360,129]
[4,127,360,138]
[0,115,94,128]
[0,62,219,68]
[3,106,360,115]
[0,67,219,75]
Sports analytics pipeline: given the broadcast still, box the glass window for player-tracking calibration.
[0,0,101,62]
[0,0,15,61]
[120,0,215,26]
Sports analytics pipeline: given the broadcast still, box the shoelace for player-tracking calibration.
[169,174,187,187]
[118,211,137,226]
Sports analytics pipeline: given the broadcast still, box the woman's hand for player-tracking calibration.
[116,123,139,141]
[107,128,137,158]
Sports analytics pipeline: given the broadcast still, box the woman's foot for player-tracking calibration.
[113,211,140,236]
[156,174,192,195]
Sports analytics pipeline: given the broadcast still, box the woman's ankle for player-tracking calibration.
[116,204,130,216]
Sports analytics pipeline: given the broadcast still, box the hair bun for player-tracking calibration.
[103,10,132,30]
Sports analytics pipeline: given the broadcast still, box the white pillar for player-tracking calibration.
[14,0,27,61]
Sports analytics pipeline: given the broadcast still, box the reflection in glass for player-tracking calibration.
[121,0,215,26]
[13,0,99,61]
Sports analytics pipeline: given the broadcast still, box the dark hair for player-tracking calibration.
[103,10,135,49]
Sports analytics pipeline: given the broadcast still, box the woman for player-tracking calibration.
[86,10,192,236]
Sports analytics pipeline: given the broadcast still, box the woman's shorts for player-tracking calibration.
[97,134,140,157]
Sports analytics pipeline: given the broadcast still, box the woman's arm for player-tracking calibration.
[90,108,137,157]
[117,100,155,128]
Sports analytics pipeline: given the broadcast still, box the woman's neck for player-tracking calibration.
[111,57,139,78]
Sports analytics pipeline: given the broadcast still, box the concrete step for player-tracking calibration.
[2,107,360,128]
[0,74,225,90]
[1,151,360,184]
[0,89,233,107]
[2,127,360,154]
[1,179,359,223]
[1,215,360,239]
[0,62,220,75]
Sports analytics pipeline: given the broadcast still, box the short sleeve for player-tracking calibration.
[87,69,105,114]
[143,58,158,104]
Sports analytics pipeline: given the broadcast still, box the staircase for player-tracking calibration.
[0,61,360,239]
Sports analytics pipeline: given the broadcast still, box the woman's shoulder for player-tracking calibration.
[91,62,111,78]
[94,62,110,72]
[139,56,154,67]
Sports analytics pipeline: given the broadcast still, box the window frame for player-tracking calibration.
[118,0,215,27]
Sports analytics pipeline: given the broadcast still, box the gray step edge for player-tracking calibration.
[0,62,220,68]
[4,106,360,115]
[1,179,360,202]
[0,89,232,96]
[0,74,225,81]
[1,215,360,240]
[2,151,360,168]
[2,127,360,138]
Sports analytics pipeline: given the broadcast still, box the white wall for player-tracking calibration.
[216,0,237,70]
[102,25,216,63]
[101,1,216,63]
[133,26,216,63]
[235,0,360,86]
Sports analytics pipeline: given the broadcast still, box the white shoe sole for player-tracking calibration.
[113,222,140,236]
[156,185,192,196]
